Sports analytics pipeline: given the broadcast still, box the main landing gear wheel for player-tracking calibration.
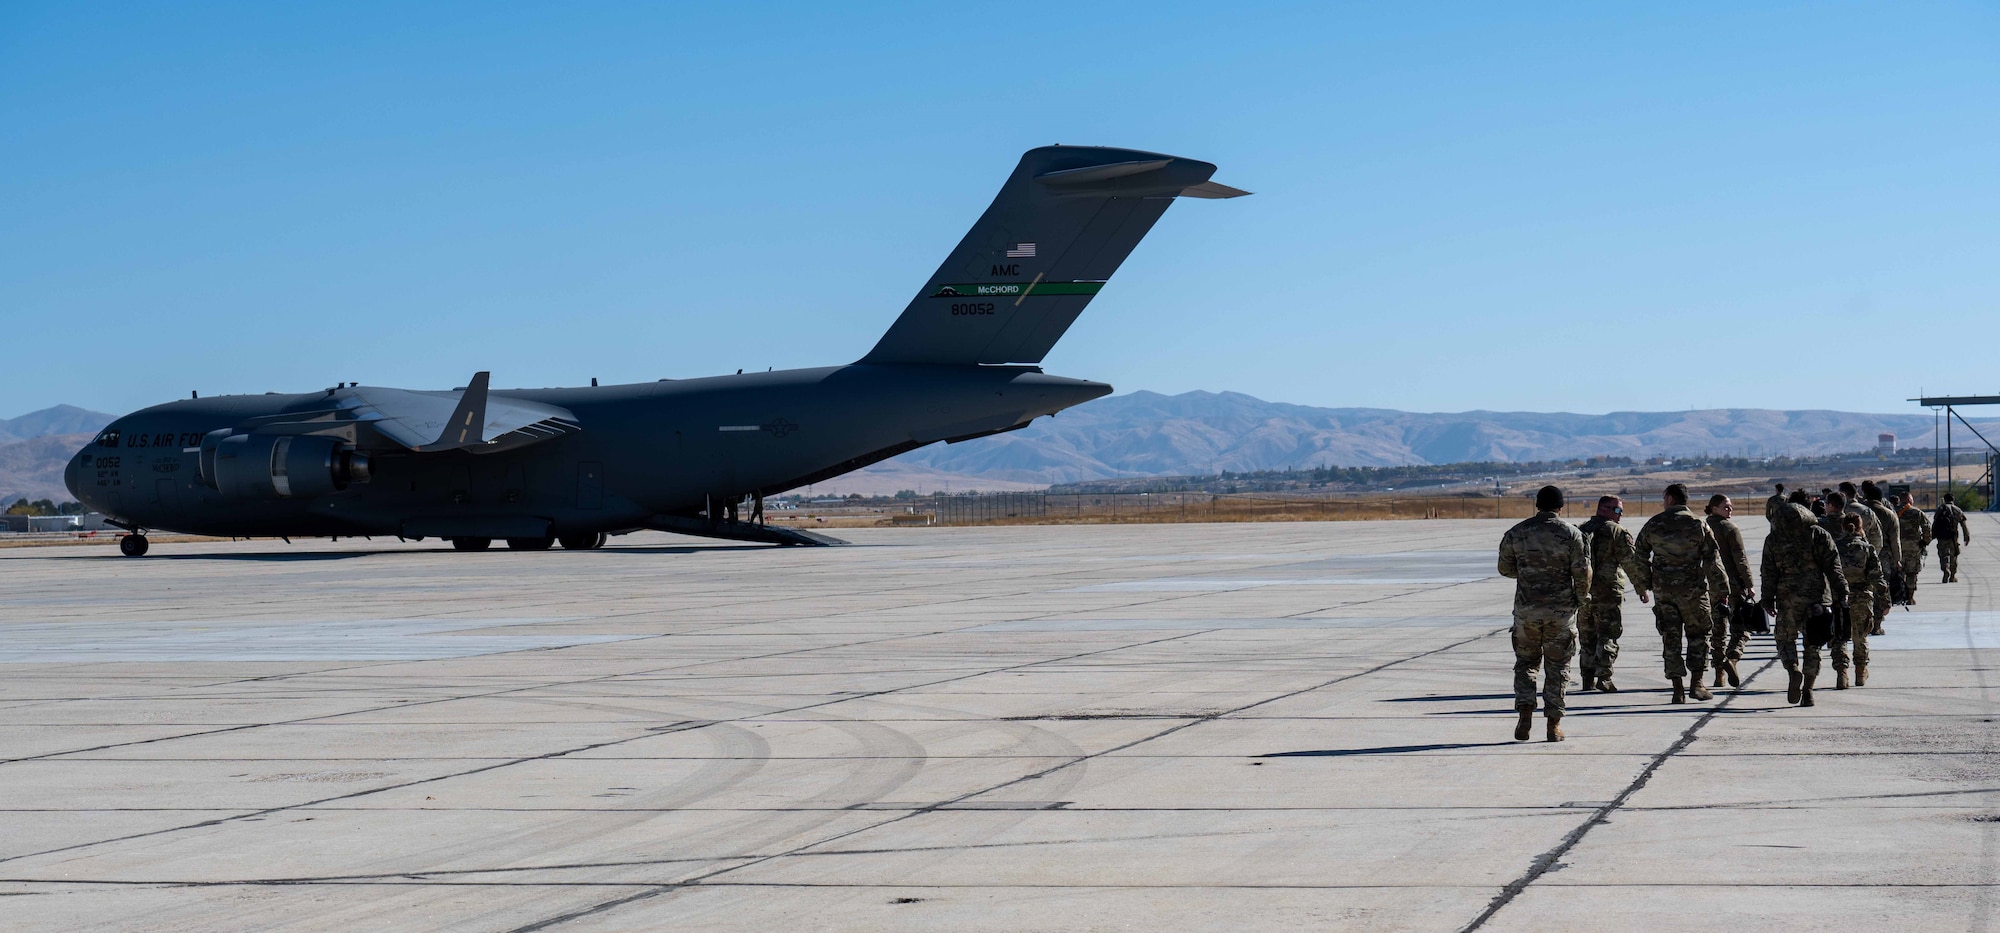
[118,534,150,558]
[558,532,607,550]
[506,536,554,551]
[450,537,492,551]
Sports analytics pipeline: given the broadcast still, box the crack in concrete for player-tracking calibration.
[1459,655,1779,932]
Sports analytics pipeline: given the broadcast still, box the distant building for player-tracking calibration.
[1878,433,1896,457]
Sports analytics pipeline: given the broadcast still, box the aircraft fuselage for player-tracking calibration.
[67,364,1108,539]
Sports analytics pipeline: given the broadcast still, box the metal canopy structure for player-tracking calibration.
[1912,395,2000,510]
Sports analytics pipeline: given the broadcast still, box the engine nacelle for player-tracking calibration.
[206,433,371,499]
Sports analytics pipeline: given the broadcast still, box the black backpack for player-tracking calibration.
[1937,507,1962,537]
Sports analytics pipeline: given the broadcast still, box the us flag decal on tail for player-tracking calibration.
[1005,243,1036,258]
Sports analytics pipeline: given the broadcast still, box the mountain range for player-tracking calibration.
[0,405,109,445]
[846,391,1991,492]
[3,394,1989,501]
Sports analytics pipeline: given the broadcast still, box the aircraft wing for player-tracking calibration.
[339,373,580,454]
[224,373,579,453]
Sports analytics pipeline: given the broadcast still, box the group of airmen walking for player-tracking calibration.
[1497,481,1974,742]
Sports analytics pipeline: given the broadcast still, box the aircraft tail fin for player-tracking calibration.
[859,146,1245,366]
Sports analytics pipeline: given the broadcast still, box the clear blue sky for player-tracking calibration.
[5,2,1996,419]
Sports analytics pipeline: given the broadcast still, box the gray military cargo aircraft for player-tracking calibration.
[66,145,1246,556]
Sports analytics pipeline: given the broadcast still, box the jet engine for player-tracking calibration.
[201,432,372,499]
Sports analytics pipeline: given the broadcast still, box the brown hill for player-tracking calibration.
[0,433,90,503]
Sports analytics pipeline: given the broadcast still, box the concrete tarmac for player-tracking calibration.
[1,517,1995,931]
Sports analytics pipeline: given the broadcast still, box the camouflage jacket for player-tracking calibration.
[1633,505,1725,596]
[1845,502,1882,552]
[1864,498,1901,567]
[1577,515,1640,601]
[1498,510,1590,613]
[1706,514,1754,596]
[1898,505,1933,553]
[1762,504,1847,607]
[1835,531,1885,597]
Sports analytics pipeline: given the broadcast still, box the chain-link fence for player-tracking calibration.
[928,492,1692,526]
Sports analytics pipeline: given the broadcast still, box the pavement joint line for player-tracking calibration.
[15,875,2000,891]
[1458,653,1780,933]
[0,540,1229,704]
[0,624,1220,868]
[0,580,1169,765]
[494,625,1510,932]
[0,565,1477,765]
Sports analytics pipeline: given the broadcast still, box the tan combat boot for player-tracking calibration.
[1670,677,1686,704]
[1800,671,1818,707]
[1689,678,1713,701]
[1856,665,1868,686]
[1598,674,1617,693]
[1514,705,1534,742]
[1579,667,1596,693]
[1724,659,1741,688]
[1836,669,1850,690]
[1546,711,1564,743]
[1786,668,1803,704]
[1713,666,1726,688]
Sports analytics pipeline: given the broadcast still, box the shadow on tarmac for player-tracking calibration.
[33,542,809,562]
[1383,693,1516,703]
[1259,742,1520,757]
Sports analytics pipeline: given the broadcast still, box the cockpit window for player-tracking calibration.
[96,429,120,448]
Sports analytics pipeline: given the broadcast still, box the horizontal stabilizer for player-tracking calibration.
[1179,180,1252,199]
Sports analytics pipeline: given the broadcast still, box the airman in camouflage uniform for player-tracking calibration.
[1576,496,1641,693]
[1860,482,1900,635]
[1498,485,1589,742]
[1895,493,1932,602]
[1816,491,1852,544]
[1703,494,1755,689]
[1839,481,1884,553]
[1632,483,1728,704]
[1936,496,1971,583]
[1832,512,1884,689]
[1766,484,1789,522]
[1762,502,1848,707]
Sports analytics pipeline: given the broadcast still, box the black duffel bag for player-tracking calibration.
[1732,598,1770,636]
[1828,599,1852,645]
[1889,566,1910,605]
[1805,603,1836,649]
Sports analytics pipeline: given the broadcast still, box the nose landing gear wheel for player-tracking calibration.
[506,536,554,550]
[118,534,150,557]
[558,532,607,550]
[450,537,492,551]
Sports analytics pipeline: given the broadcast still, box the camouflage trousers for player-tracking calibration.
[1511,608,1578,715]
[1902,552,1924,599]
[1838,589,1871,671]
[1577,598,1622,678]
[1708,598,1748,666]
[1940,541,1961,581]
[1772,602,1821,676]
[1651,588,1712,680]
[1773,601,1845,676]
